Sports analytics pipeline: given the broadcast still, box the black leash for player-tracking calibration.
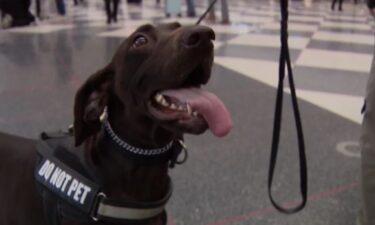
[195,0,308,214]
[268,0,308,213]
[196,0,219,25]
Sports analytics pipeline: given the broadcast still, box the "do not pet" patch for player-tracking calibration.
[35,157,100,214]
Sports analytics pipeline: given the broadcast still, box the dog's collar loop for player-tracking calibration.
[103,120,174,156]
[91,179,172,222]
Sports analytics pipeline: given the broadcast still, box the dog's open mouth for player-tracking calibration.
[147,64,232,137]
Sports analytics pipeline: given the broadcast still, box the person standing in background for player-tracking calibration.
[55,0,66,15]
[207,0,230,24]
[0,0,35,28]
[331,0,344,11]
[104,0,120,24]
[35,0,41,18]
[368,0,374,16]
[186,0,196,17]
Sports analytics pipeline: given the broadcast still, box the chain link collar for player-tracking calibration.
[102,108,174,156]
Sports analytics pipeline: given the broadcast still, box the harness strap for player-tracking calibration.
[97,201,165,221]
[94,180,172,221]
[35,131,176,224]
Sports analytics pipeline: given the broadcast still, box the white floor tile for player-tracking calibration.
[321,21,373,31]
[289,15,323,23]
[261,22,318,32]
[325,14,369,22]
[6,24,74,33]
[207,24,255,34]
[228,33,310,49]
[214,56,279,87]
[98,26,139,37]
[296,49,373,72]
[312,31,374,45]
[230,15,275,24]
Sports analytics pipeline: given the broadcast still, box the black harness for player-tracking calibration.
[35,130,185,225]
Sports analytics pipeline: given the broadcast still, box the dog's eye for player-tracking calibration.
[133,35,148,47]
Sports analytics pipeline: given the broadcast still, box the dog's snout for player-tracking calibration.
[182,26,215,48]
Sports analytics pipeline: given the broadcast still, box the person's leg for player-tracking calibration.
[112,0,119,22]
[186,0,196,17]
[62,0,66,15]
[368,0,375,16]
[104,0,111,24]
[339,0,343,11]
[220,0,229,24]
[55,0,63,15]
[36,0,41,18]
[24,0,35,23]
[331,0,337,10]
[12,0,35,26]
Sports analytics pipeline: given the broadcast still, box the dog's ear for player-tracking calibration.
[73,65,114,146]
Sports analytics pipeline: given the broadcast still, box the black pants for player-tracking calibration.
[331,0,344,10]
[104,0,120,23]
[369,0,375,8]
[0,0,35,27]
[35,0,40,18]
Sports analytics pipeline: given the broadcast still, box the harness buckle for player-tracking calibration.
[91,192,106,222]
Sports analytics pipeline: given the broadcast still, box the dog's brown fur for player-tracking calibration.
[0,22,215,225]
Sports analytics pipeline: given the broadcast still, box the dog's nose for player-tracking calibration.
[182,26,215,48]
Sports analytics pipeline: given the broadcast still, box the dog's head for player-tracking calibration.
[73,23,232,146]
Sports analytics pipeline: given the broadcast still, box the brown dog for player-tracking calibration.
[0,23,232,225]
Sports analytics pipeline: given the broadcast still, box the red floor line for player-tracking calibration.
[202,181,359,225]
[167,216,175,225]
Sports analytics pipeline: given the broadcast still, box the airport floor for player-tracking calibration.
[0,0,374,224]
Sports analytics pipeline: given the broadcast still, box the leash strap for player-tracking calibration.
[268,0,308,214]
[93,180,172,222]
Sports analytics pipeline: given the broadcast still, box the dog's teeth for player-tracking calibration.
[193,111,198,117]
[186,104,192,115]
[177,106,184,111]
[170,103,177,110]
[160,98,169,107]
[155,93,164,103]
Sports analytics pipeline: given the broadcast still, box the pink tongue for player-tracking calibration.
[161,88,232,137]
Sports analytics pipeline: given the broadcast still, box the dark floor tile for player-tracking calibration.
[308,39,375,54]
[292,66,369,96]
